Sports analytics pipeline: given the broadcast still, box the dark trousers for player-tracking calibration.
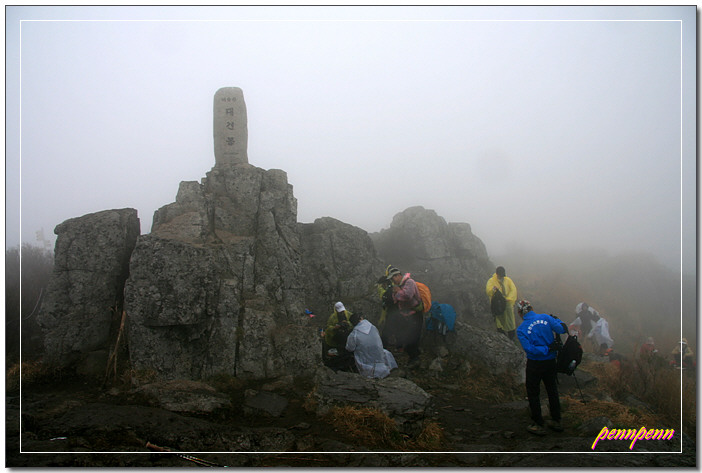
[383,309,422,361]
[525,358,561,425]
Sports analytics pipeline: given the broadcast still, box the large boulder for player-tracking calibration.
[311,367,432,420]
[446,321,526,385]
[125,163,319,381]
[37,208,140,368]
[371,206,494,329]
[299,217,386,325]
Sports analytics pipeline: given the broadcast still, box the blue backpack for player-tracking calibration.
[426,302,456,335]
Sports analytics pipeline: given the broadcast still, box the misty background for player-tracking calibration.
[6,8,695,288]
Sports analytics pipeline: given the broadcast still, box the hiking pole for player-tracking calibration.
[146,442,227,467]
[572,372,586,404]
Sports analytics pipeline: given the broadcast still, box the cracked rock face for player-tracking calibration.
[37,209,140,367]
[125,163,319,381]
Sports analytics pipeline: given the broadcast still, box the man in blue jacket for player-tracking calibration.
[516,300,568,435]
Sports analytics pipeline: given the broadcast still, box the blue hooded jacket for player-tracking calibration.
[517,311,567,361]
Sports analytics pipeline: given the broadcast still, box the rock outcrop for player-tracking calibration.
[371,206,494,329]
[37,89,517,390]
[446,321,526,385]
[37,209,140,368]
[125,163,319,381]
[299,217,386,323]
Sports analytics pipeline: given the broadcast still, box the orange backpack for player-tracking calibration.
[415,282,432,314]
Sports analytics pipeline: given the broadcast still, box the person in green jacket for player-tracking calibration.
[325,301,353,349]
[485,266,518,340]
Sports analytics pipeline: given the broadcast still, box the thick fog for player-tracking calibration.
[5,6,695,276]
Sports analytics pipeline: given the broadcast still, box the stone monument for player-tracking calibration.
[126,87,318,381]
[213,87,248,166]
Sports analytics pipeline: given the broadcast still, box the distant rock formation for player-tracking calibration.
[371,206,494,329]
[37,209,140,368]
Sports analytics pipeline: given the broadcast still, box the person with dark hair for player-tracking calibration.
[376,265,401,347]
[345,312,397,378]
[516,300,568,435]
[569,302,613,355]
[485,266,518,340]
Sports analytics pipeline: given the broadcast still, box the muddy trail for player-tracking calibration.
[6,354,695,468]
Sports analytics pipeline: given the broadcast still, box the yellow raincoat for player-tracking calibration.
[485,273,518,332]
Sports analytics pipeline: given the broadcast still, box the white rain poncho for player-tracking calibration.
[588,317,614,349]
[570,305,613,348]
[345,319,398,378]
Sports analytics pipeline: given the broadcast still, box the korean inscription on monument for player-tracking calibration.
[214,87,248,165]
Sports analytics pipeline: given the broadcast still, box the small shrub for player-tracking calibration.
[409,420,446,451]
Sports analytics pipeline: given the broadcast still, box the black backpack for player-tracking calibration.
[491,290,507,316]
[556,334,583,375]
[332,320,352,346]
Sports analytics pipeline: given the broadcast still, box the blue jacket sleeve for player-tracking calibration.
[549,315,567,334]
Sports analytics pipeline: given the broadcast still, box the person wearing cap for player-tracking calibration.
[345,312,398,378]
[515,299,568,436]
[485,266,518,340]
[325,301,353,350]
[671,338,695,369]
[388,267,423,367]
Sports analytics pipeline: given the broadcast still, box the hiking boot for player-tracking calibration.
[526,423,547,436]
[546,420,564,432]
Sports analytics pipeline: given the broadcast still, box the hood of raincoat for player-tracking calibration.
[356,319,372,335]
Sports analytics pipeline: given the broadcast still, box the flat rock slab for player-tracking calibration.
[135,380,232,414]
[244,390,289,417]
[312,368,431,418]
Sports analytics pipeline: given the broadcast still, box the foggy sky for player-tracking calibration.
[5,6,696,275]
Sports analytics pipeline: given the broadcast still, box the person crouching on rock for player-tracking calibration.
[516,300,568,436]
[345,312,398,379]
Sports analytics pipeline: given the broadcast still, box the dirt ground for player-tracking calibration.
[6,353,696,468]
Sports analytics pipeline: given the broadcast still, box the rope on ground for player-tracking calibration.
[146,441,227,467]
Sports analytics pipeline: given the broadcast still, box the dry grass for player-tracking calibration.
[592,358,695,436]
[562,394,661,429]
[410,420,446,450]
[325,405,446,451]
[6,360,62,392]
[458,362,522,403]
